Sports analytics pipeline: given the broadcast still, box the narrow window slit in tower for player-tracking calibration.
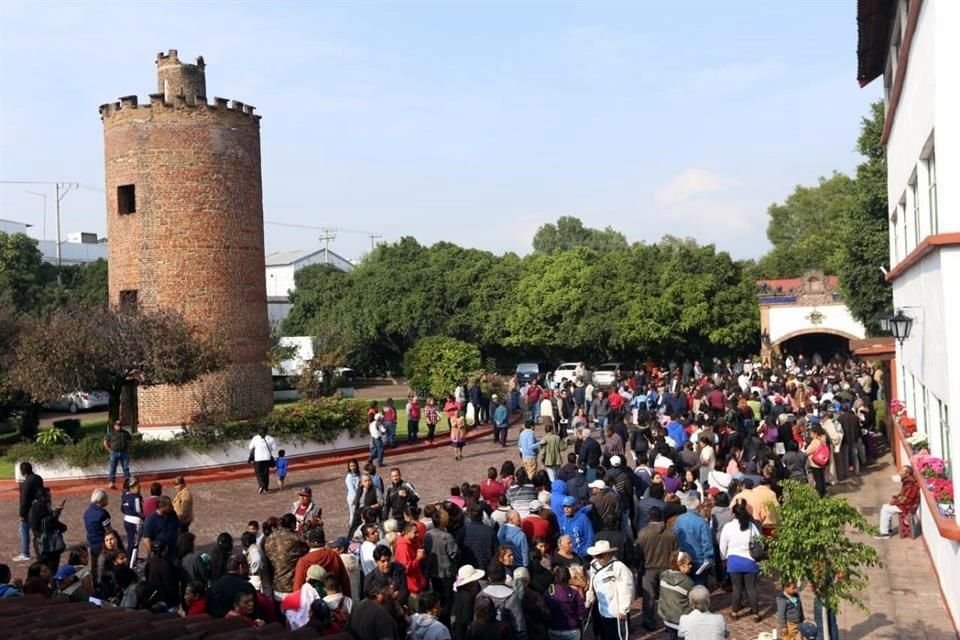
[117,184,137,215]
[119,289,138,310]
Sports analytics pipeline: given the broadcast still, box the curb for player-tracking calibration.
[0,413,522,500]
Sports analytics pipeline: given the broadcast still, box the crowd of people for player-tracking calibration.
[7,353,887,640]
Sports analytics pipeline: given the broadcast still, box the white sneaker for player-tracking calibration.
[12,554,31,562]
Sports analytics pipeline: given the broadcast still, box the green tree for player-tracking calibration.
[763,481,882,619]
[404,336,481,399]
[838,101,892,334]
[10,305,226,426]
[0,232,47,313]
[532,216,628,254]
[758,173,857,278]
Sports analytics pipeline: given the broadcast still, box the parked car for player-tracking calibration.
[553,362,583,384]
[592,362,623,388]
[44,391,110,414]
[516,362,548,385]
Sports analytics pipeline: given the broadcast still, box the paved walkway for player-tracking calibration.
[2,433,954,638]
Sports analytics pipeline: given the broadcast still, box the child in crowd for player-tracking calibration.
[776,579,806,640]
[275,449,289,490]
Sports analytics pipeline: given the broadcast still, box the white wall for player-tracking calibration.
[766,304,866,345]
[266,264,296,298]
[0,219,30,234]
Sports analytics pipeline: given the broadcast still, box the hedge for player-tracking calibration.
[6,397,369,470]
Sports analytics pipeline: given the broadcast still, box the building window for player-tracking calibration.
[117,184,136,215]
[940,401,951,467]
[899,200,908,259]
[922,386,929,438]
[927,150,938,234]
[909,176,920,249]
[119,289,138,310]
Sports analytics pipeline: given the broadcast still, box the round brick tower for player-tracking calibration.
[100,49,273,430]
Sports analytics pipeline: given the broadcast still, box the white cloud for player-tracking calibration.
[655,168,740,207]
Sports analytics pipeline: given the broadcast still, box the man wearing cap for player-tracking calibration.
[605,455,635,527]
[558,496,594,559]
[589,479,620,529]
[103,420,132,491]
[291,487,320,534]
[521,500,552,547]
[172,476,194,533]
[585,539,634,640]
[54,564,93,602]
[293,525,352,594]
[672,493,714,586]
[328,536,361,603]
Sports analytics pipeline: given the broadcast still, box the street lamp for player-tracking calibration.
[889,310,913,345]
[878,315,891,333]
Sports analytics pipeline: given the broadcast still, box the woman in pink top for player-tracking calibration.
[449,411,466,461]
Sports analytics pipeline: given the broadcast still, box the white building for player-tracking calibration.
[0,218,107,265]
[857,0,959,628]
[265,248,353,326]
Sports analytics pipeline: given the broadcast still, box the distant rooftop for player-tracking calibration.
[265,247,352,267]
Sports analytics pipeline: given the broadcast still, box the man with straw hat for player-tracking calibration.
[585,539,633,640]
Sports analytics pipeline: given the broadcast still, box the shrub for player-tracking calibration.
[404,337,482,400]
[5,397,368,469]
[52,418,82,443]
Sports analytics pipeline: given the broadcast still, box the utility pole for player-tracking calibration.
[369,233,382,251]
[25,190,47,241]
[0,180,77,285]
[54,183,77,284]
[319,227,337,265]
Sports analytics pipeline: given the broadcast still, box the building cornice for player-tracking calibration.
[885,232,960,282]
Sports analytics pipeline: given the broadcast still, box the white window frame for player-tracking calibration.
[927,149,938,234]
[909,173,920,249]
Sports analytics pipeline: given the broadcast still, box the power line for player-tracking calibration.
[264,220,378,236]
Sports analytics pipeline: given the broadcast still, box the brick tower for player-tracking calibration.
[99,49,273,429]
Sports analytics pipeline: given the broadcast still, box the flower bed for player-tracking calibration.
[915,453,955,519]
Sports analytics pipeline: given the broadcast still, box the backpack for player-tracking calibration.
[811,441,831,466]
[408,402,421,420]
[328,598,349,634]
[476,593,516,629]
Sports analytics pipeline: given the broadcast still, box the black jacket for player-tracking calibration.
[579,437,601,469]
[456,520,498,572]
[19,472,43,519]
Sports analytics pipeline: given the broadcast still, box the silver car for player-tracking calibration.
[592,362,623,388]
[45,390,110,414]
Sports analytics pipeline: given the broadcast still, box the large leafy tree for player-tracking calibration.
[404,336,481,399]
[9,305,225,425]
[838,101,892,334]
[532,216,628,254]
[757,173,857,278]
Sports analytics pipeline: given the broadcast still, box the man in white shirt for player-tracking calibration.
[359,524,381,576]
[678,585,728,639]
[248,427,277,494]
[585,540,634,640]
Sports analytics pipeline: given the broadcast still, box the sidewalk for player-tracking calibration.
[829,454,957,639]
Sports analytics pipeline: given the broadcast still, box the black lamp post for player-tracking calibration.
[889,310,913,345]
[878,315,891,333]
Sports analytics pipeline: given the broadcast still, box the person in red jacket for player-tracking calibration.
[480,467,507,504]
[394,522,427,598]
[876,465,921,538]
[521,501,553,547]
[292,526,352,595]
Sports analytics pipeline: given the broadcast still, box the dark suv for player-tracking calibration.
[515,362,548,385]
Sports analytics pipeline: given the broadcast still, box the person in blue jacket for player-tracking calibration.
[557,496,595,559]
[550,478,568,515]
[666,413,687,448]
[672,492,714,586]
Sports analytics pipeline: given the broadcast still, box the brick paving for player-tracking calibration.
[2,424,954,638]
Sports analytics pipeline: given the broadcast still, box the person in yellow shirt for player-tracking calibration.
[172,475,194,533]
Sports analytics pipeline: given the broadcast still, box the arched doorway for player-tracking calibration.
[773,329,859,362]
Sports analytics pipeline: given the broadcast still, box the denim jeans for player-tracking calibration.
[384,421,396,447]
[813,598,839,640]
[108,451,130,485]
[407,420,419,443]
[19,520,31,557]
[531,403,541,423]
[369,438,384,465]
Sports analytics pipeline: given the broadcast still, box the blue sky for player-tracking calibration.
[0,1,881,261]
